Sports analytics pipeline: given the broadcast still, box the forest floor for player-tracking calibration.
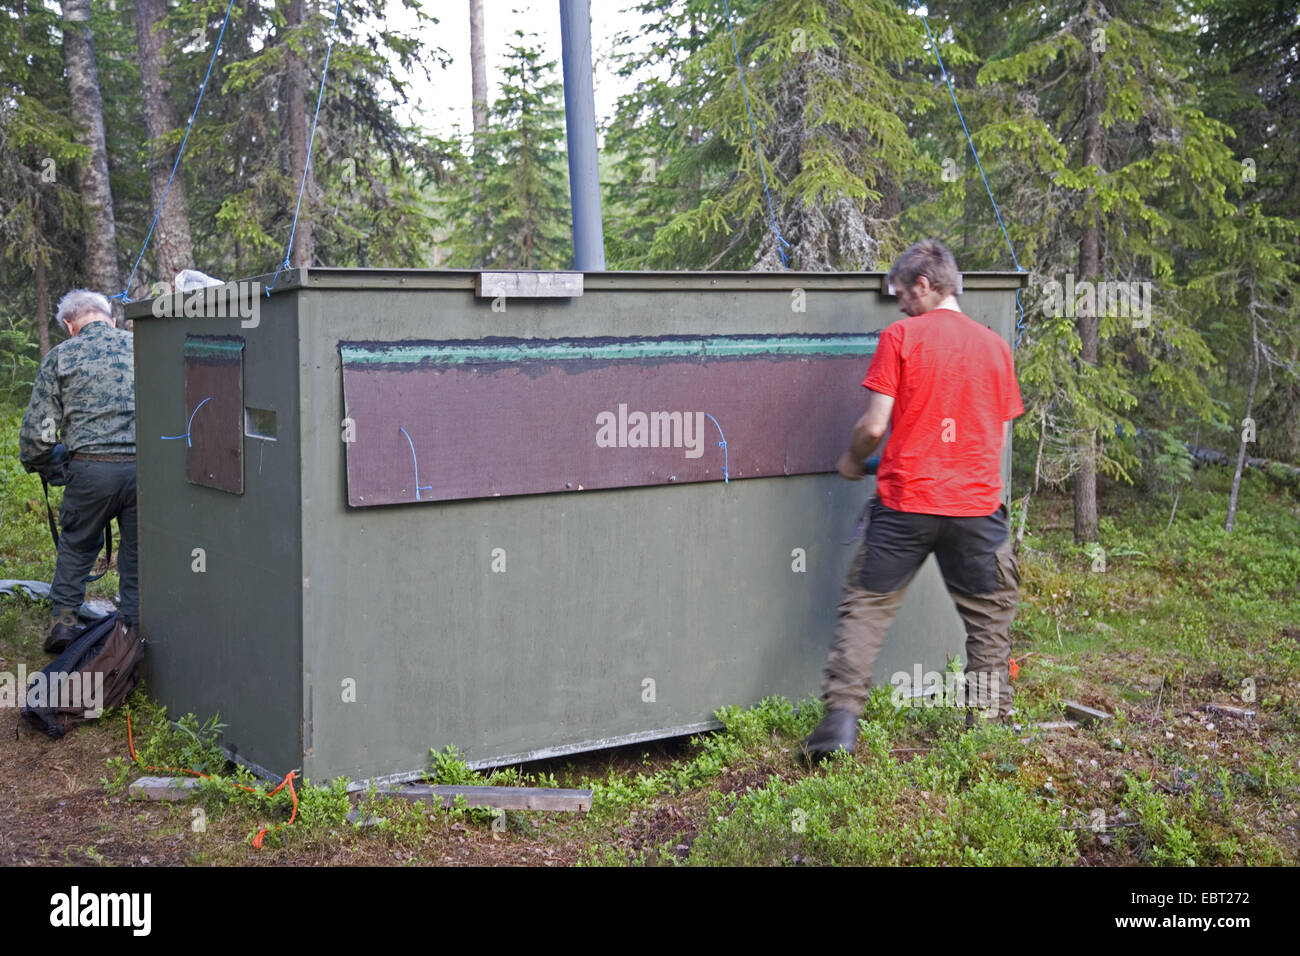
[2,402,1298,866]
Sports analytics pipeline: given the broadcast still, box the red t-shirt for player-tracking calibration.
[861,308,1023,516]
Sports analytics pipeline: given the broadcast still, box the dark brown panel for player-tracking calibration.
[340,334,877,507]
[180,335,244,494]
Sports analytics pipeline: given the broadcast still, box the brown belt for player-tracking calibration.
[71,452,136,462]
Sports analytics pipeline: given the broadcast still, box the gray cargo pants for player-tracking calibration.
[51,457,139,626]
[822,497,1020,719]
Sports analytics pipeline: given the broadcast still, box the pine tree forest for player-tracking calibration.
[0,0,1296,541]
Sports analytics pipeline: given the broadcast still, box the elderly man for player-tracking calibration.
[800,239,1024,762]
[19,289,137,653]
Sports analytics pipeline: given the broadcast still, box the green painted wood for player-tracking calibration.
[131,292,303,779]
[337,332,881,365]
[127,269,1023,784]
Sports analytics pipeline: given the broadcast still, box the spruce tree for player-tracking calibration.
[603,0,722,269]
[161,0,450,277]
[607,0,936,271]
[1198,0,1300,467]
[444,31,571,270]
[946,0,1245,541]
[0,0,84,368]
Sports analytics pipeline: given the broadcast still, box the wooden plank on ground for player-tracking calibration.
[128,776,201,802]
[1204,702,1256,719]
[1064,701,1113,725]
[355,784,593,813]
[1032,721,1080,732]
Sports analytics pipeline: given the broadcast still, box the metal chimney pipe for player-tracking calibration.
[559,0,606,270]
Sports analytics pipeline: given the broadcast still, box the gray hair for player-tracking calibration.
[55,289,113,328]
[887,239,961,297]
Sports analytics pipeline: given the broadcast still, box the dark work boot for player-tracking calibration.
[43,608,83,655]
[798,709,860,766]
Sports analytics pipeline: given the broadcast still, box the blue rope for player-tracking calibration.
[721,0,791,268]
[920,14,1027,347]
[267,0,343,295]
[160,396,211,447]
[704,413,730,483]
[113,0,237,305]
[398,426,432,501]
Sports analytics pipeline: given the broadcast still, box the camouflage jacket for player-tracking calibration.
[19,320,136,470]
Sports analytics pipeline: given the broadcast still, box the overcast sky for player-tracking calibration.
[383,0,652,143]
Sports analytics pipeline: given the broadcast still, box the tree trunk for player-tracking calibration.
[688,11,701,195]
[1073,31,1103,544]
[135,0,194,284]
[36,229,51,357]
[285,0,314,268]
[1225,304,1260,532]
[469,0,487,252]
[1033,407,1046,496]
[469,0,488,144]
[27,137,54,356]
[62,0,121,301]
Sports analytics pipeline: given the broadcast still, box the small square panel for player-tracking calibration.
[245,407,277,441]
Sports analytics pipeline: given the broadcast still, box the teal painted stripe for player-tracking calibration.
[183,338,244,359]
[339,334,879,365]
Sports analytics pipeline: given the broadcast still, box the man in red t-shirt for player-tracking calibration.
[800,239,1025,763]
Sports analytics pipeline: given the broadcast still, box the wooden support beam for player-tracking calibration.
[128,776,201,801]
[1064,701,1113,726]
[1204,702,1256,720]
[128,775,594,814]
[353,784,593,813]
[1032,720,1081,732]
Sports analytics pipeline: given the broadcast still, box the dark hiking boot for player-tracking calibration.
[43,609,83,655]
[798,709,860,766]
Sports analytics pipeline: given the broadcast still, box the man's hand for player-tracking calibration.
[837,449,866,480]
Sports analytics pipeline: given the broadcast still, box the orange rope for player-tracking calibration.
[127,710,298,848]
[252,774,298,849]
